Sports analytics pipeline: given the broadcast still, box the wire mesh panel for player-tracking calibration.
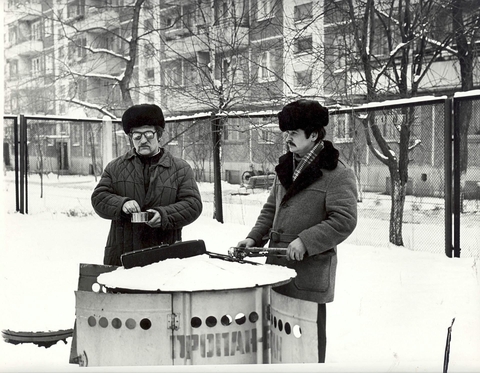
[456,96,480,258]
[331,102,448,255]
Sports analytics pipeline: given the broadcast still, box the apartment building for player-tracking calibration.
[4,0,479,191]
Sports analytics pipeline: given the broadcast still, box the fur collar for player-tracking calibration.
[275,140,339,205]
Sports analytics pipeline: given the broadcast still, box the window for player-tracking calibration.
[32,56,42,75]
[257,0,273,21]
[147,68,155,79]
[67,0,85,19]
[9,27,17,45]
[165,60,183,86]
[44,17,53,37]
[257,51,274,82]
[45,53,54,74]
[164,122,179,145]
[333,114,354,143]
[375,111,405,141]
[144,18,154,32]
[10,97,18,112]
[224,122,242,141]
[222,56,244,83]
[9,60,18,77]
[294,3,313,22]
[31,21,42,40]
[71,124,82,146]
[78,79,87,101]
[294,35,313,54]
[77,38,87,59]
[295,70,312,87]
[258,124,280,144]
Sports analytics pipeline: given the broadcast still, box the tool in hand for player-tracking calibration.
[228,246,287,260]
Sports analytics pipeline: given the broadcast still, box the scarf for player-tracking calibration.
[292,141,324,181]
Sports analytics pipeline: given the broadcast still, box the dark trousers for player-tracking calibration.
[317,303,327,363]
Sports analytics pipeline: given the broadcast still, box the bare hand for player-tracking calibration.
[287,238,307,261]
[236,237,255,248]
[122,200,141,214]
[145,209,161,228]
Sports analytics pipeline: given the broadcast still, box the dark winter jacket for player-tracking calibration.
[246,141,357,303]
[91,148,202,266]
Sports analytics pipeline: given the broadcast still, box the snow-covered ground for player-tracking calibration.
[1,173,479,372]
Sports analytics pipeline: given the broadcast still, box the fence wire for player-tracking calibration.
[3,97,480,258]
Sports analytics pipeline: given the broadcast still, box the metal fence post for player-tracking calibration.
[452,99,461,258]
[444,98,453,257]
[18,115,28,214]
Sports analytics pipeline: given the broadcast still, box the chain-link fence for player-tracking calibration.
[3,95,480,258]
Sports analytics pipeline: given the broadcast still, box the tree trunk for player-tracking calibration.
[389,173,406,246]
[211,114,223,223]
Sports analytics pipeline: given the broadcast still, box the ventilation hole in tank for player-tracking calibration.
[206,316,217,327]
[293,325,302,338]
[285,322,291,335]
[140,318,152,330]
[91,283,101,292]
[278,319,283,332]
[112,318,122,329]
[273,316,277,328]
[126,318,136,330]
[249,312,259,323]
[99,317,108,328]
[191,317,202,328]
[235,313,246,325]
[221,315,233,326]
[87,316,96,327]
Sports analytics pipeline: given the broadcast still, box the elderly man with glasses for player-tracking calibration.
[91,103,203,266]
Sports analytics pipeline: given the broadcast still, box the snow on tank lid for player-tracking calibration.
[97,254,296,292]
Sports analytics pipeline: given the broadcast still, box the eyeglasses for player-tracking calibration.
[129,131,157,141]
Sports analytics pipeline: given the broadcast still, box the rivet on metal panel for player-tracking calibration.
[167,313,179,331]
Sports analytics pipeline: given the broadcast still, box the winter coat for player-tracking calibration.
[246,141,357,303]
[91,148,202,266]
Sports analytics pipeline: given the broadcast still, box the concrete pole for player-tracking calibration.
[102,116,113,169]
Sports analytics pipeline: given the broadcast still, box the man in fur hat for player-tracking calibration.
[237,99,357,363]
[92,104,202,266]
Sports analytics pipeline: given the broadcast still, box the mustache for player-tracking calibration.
[286,140,295,146]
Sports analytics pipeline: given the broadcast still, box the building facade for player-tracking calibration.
[3,0,480,191]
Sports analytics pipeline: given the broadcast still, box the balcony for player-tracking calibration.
[212,20,249,49]
[164,32,209,59]
[68,53,126,76]
[5,39,43,58]
[7,2,42,23]
[74,7,120,32]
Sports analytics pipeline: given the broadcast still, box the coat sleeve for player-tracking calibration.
[299,167,358,256]
[91,163,131,220]
[154,163,203,230]
[246,185,277,246]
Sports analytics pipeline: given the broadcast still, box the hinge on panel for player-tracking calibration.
[167,313,179,331]
[265,304,271,321]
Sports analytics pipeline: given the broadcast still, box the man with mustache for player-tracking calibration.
[92,103,202,266]
[237,99,358,363]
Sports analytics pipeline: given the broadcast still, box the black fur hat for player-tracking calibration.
[122,104,165,134]
[278,99,329,132]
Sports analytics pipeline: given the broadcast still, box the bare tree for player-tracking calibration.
[324,0,477,245]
